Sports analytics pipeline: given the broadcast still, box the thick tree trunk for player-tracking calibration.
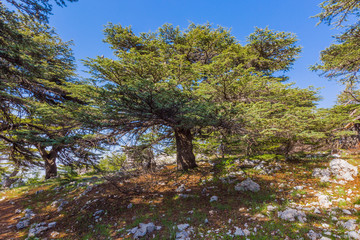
[38,145,59,179]
[174,128,197,171]
[44,155,57,179]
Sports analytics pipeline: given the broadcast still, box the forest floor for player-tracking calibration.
[0,151,360,240]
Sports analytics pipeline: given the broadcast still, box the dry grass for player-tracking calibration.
[0,153,359,239]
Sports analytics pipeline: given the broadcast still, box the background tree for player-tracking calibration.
[313,0,360,149]
[313,0,360,96]
[3,0,78,22]
[1,1,101,179]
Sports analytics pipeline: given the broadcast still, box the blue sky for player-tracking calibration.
[49,0,342,108]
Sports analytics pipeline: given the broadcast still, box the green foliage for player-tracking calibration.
[59,165,79,180]
[98,152,126,172]
[0,3,102,178]
[313,0,360,98]
[26,171,42,185]
[3,0,78,23]
[85,23,319,166]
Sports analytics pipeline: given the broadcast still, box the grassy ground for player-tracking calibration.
[0,152,359,240]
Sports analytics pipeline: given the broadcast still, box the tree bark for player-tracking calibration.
[174,128,197,171]
[44,154,57,179]
[38,145,59,179]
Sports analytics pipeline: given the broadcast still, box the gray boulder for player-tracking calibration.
[278,208,306,223]
[176,184,186,193]
[210,196,218,202]
[329,159,358,181]
[312,168,331,182]
[177,224,190,231]
[24,208,35,219]
[133,222,155,239]
[318,194,332,208]
[307,230,321,240]
[338,219,358,230]
[28,222,48,237]
[348,231,360,240]
[16,219,30,230]
[235,178,260,192]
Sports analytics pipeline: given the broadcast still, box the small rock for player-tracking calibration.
[348,231,360,239]
[243,229,251,236]
[320,237,332,240]
[176,184,186,193]
[343,209,352,215]
[48,222,56,228]
[267,205,277,211]
[16,220,30,230]
[24,208,35,219]
[178,194,191,198]
[133,222,155,239]
[307,230,321,240]
[35,190,44,195]
[278,208,306,222]
[342,220,358,230]
[50,231,60,238]
[176,230,189,239]
[28,222,49,237]
[93,210,104,216]
[234,227,244,236]
[177,223,189,231]
[210,196,218,202]
[312,168,331,182]
[57,200,69,212]
[318,194,331,208]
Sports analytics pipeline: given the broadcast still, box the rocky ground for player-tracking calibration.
[0,152,359,240]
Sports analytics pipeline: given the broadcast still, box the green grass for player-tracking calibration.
[211,202,232,211]
[317,181,331,188]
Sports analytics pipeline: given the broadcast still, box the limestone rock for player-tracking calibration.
[210,196,218,202]
[235,178,260,192]
[348,231,360,240]
[278,208,306,222]
[307,230,321,240]
[177,224,189,231]
[234,227,244,236]
[329,159,358,181]
[28,222,48,237]
[176,184,186,193]
[318,194,331,208]
[16,220,30,230]
[312,168,331,182]
[132,222,156,239]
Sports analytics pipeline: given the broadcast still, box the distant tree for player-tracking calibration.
[85,23,316,170]
[313,0,360,93]
[3,0,78,22]
[0,3,99,179]
[313,0,360,149]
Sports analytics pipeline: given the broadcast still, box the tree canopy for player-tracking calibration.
[84,23,318,170]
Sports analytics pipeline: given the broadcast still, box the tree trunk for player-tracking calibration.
[38,145,59,179]
[44,155,57,179]
[174,128,197,171]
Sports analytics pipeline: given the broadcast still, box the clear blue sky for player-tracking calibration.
[48,0,342,108]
